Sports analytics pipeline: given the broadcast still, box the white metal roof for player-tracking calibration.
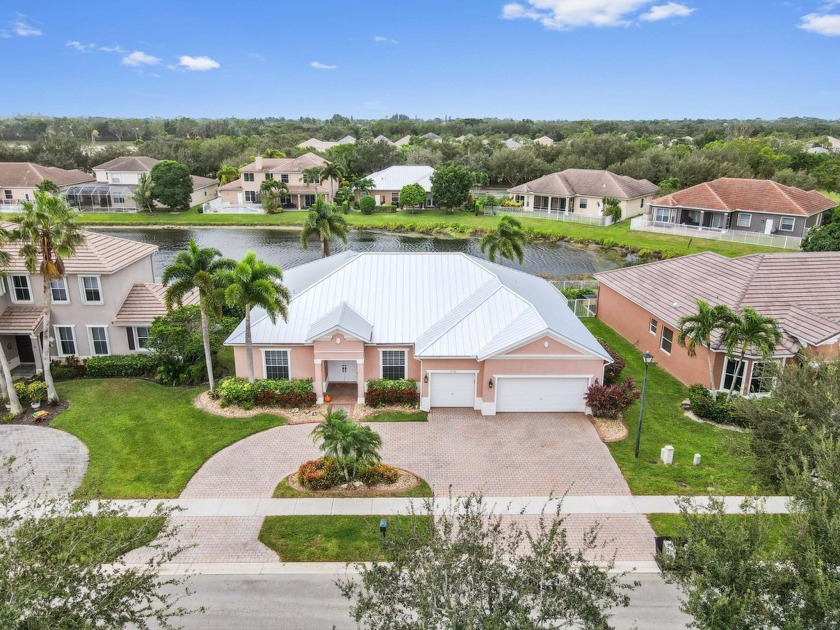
[365,165,434,192]
[226,252,610,362]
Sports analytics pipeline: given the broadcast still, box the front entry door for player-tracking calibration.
[16,336,35,363]
[328,360,358,383]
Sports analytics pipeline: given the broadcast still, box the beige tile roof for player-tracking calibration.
[0,162,94,188]
[219,178,243,191]
[0,306,43,334]
[596,251,840,355]
[191,175,217,189]
[240,153,329,173]
[92,156,160,172]
[652,178,837,217]
[0,223,158,274]
[113,283,199,326]
[508,169,657,200]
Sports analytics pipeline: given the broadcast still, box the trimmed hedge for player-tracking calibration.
[687,384,748,428]
[365,379,419,407]
[218,377,316,408]
[85,354,158,378]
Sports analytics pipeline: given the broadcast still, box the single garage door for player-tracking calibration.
[430,372,476,408]
[495,377,589,413]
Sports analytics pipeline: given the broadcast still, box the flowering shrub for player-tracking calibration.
[500,197,524,207]
[357,463,400,485]
[217,378,316,408]
[585,378,640,419]
[297,457,343,490]
[366,379,419,407]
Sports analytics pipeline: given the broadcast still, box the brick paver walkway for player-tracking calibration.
[0,425,88,497]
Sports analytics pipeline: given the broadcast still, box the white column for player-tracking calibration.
[356,359,365,404]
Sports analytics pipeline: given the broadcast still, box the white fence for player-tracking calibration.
[203,198,264,215]
[488,207,614,227]
[630,216,803,250]
[552,280,599,292]
[565,298,598,318]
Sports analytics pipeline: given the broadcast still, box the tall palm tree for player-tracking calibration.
[723,307,782,396]
[222,253,290,383]
[319,163,344,202]
[12,192,84,403]
[162,240,234,394]
[300,196,349,258]
[0,226,22,415]
[259,179,289,214]
[310,407,382,481]
[678,300,738,399]
[479,215,526,264]
[216,165,239,185]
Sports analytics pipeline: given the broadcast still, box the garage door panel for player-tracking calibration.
[496,377,588,413]
[430,372,475,408]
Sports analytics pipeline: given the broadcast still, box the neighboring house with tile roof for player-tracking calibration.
[296,136,356,151]
[360,165,434,207]
[219,153,335,209]
[595,251,840,395]
[0,226,188,369]
[507,169,658,221]
[0,162,94,211]
[534,136,555,146]
[64,156,218,212]
[649,178,837,238]
[226,251,610,415]
[394,135,412,147]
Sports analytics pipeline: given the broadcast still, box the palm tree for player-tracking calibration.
[310,407,382,481]
[216,165,239,185]
[259,179,289,214]
[162,240,234,394]
[678,300,738,399]
[479,215,526,264]
[722,307,783,396]
[12,192,84,403]
[222,253,290,383]
[319,163,344,202]
[0,226,22,415]
[300,196,349,258]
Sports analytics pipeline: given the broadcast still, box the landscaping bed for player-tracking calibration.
[590,415,628,442]
[274,467,432,498]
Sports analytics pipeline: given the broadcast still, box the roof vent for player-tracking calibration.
[673,301,679,308]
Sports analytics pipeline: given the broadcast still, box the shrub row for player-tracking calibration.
[297,457,400,491]
[687,384,749,428]
[365,379,419,407]
[217,377,317,408]
[585,378,640,419]
[85,354,158,378]
[597,338,626,386]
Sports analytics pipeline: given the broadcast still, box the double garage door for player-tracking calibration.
[429,373,589,413]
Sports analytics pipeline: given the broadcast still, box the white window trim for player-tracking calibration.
[379,348,408,379]
[720,356,747,395]
[53,325,77,357]
[649,318,658,335]
[736,212,752,227]
[9,274,33,304]
[50,276,70,305]
[0,276,5,297]
[660,327,674,355]
[87,325,111,356]
[261,348,291,380]
[78,275,104,305]
[130,326,152,352]
[779,217,795,232]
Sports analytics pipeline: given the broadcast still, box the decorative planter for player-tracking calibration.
[4,403,10,411]
[30,401,41,410]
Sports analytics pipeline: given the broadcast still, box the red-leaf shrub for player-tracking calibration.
[297,457,343,490]
[597,338,626,386]
[357,463,400,485]
[585,378,640,419]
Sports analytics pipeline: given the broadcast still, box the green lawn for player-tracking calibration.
[365,410,428,422]
[52,379,285,499]
[647,513,790,554]
[23,207,778,258]
[259,515,430,562]
[585,320,765,495]
[272,477,433,499]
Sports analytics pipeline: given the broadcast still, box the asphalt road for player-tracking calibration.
[172,572,692,629]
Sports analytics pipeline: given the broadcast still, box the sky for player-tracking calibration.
[0,0,839,120]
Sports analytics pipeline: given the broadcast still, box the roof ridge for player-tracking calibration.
[703,181,732,211]
[732,254,765,310]
[768,180,807,214]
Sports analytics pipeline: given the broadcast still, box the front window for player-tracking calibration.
[303,194,316,207]
[265,173,273,181]
[649,318,658,335]
[579,199,588,209]
[135,326,151,349]
[243,172,254,182]
[80,276,102,304]
[111,173,121,183]
[391,192,400,205]
[654,207,677,224]
[381,350,406,380]
[281,174,290,184]
[4,190,12,201]
[660,327,673,354]
[55,326,76,356]
[264,350,290,380]
[244,190,258,203]
[50,278,69,303]
[779,217,795,232]
[749,361,776,394]
[736,213,752,227]
[723,359,746,393]
[89,326,110,356]
[11,275,32,302]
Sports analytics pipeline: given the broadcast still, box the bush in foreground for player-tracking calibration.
[686,384,747,428]
[217,377,316,408]
[86,354,158,379]
[585,378,640,419]
[365,379,419,407]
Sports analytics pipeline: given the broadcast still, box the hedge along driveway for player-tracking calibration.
[52,379,285,499]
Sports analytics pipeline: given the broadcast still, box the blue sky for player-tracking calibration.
[1,0,838,120]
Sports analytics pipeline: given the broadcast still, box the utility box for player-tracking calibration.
[693,453,701,466]
[661,445,675,465]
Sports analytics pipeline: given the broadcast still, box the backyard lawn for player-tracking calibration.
[584,319,765,495]
[53,379,285,499]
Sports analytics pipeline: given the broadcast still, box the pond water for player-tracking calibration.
[91,227,623,279]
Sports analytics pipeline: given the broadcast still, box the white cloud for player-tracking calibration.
[800,12,840,35]
[639,2,695,21]
[13,16,41,36]
[501,0,694,29]
[373,35,398,44]
[66,40,96,52]
[177,55,220,71]
[100,44,127,54]
[122,50,161,67]
[310,61,338,70]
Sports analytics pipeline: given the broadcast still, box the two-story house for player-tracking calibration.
[219,153,335,209]
[1,162,94,212]
[0,226,196,373]
[63,156,218,212]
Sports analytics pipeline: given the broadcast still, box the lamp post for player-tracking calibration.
[634,352,654,459]
[379,518,388,549]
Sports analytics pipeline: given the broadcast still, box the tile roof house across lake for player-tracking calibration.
[1,162,94,211]
[508,169,658,221]
[226,252,611,415]
[220,153,334,209]
[595,252,840,396]
[361,165,434,207]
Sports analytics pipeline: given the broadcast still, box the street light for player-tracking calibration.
[634,351,654,459]
[379,518,388,547]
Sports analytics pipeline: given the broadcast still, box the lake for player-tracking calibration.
[91,227,623,279]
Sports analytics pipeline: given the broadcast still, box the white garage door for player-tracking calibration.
[495,377,589,413]
[430,372,476,408]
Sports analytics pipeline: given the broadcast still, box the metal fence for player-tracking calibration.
[630,216,803,250]
[551,280,600,292]
[565,298,598,318]
[487,207,614,227]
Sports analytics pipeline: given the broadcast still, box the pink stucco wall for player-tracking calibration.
[420,358,485,399]
[233,345,315,380]
[505,336,584,356]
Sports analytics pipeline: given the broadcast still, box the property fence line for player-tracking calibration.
[630,216,803,250]
[565,298,598,318]
[202,198,265,215]
[551,280,599,292]
[487,207,614,227]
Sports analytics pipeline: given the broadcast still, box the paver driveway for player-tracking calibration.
[182,409,631,498]
[0,425,88,497]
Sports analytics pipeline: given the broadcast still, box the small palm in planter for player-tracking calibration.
[27,381,47,409]
[310,407,383,483]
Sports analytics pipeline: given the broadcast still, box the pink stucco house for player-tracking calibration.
[225,252,611,415]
